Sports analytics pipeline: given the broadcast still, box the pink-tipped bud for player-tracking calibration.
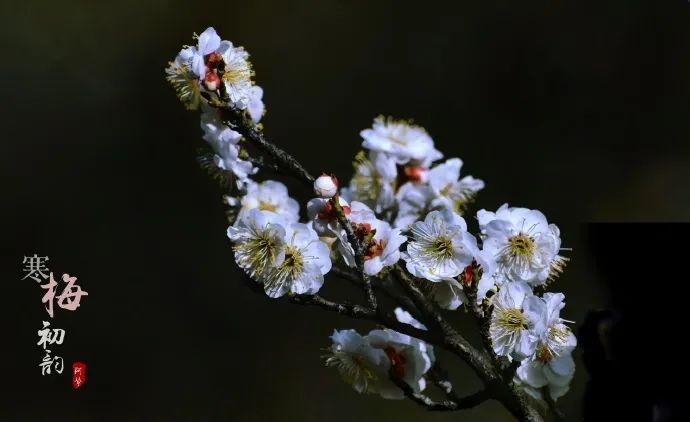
[314,173,339,198]
[204,71,221,91]
[404,165,429,184]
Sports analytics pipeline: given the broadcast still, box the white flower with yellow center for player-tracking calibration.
[360,116,442,166]
[514,293,576,401]
[325,327,436,400]
[342,151,397,213]
[226,209,287,282]
[234,180,299,226]
[428,158,485,213]
[325,329,388,395]
[262,222,332,298]
[402,209,479,282]
[489,281,544,358]
[213,142,256,188]
[217,40,254,109]
[478,204,565,286]
[166,27,223,108]
[366,329,436,399]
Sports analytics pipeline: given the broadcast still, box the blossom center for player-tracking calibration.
[508,233,535,258]
[440,183,453,197]
[258,201,278,212]
[280,246,304,276]
[364,239,385,261]
[166,63,201,110]
[223,63,251,86]
[496,308,527,332]
[432,236,454,259]
[384,346,407,378]
[536,343,553,364]
[325,348,377,393]
[233,230,279,277]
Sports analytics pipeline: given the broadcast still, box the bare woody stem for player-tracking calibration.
[210,100,315,186]
[389,370,491,412]
[289,294,435,345]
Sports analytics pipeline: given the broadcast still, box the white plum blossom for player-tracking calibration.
[342,151,397,213]
[262,222,332,298]
[366,329,435,398]
[428,158,485,213]
[514,292,576,401]
[475,250,500,304]
[213,140,257,188]
[191,27,222,77]
[226,209,287,281]
[337,202,406,276]
[234,180,299,225]
[362,220,406,276]
[200,106,242,147]
[403,209,479,282]
[167,27,255,110]
[325,329,389,395]
[165,27,220,102]
[200,106,257,187]
[489,281,545,358]
[247,85,265,123]
[326,328,435,400]
[478,204,565,286]
[214,40,254,109]
[429,278,467,310]
[306,196,351,237]
[314,174,339,198]
[360,116,442,167]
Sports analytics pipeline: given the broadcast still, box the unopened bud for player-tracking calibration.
[204,71,221,91]
[314,173,339,198]
[404,165,429,184]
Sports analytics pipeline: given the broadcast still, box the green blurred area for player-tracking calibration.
[3,0,690,420]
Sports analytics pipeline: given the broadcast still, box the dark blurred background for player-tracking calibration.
[3,0,690,420]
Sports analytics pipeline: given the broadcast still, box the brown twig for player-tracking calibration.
[390,369,490,411]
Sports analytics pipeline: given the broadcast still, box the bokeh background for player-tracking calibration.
[3,0,690,420]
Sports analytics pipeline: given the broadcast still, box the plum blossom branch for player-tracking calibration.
[168,27,574,422]
[207,97,316,187]
[289,294,436,345]
[290,294,374,319]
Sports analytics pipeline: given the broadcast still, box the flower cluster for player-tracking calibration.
[167,27,576,412]
[167,27,264,188]
[341,116,484,226]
